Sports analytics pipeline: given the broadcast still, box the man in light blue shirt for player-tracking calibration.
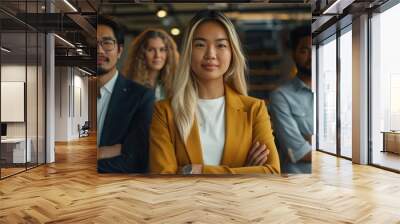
[269,26,313,173]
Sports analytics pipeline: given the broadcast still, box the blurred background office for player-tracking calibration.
[99,3,311,100]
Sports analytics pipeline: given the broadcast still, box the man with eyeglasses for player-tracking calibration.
[97,16,155,173]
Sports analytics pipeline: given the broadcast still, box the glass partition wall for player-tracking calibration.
[339,27,352,159]
[0,1,46,179]
[316,25,353,159]
[370,2,400,172]
[317,35,337,155]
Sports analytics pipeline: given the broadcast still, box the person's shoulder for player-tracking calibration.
[153,99,174,123]
[238,94,264,105]
[225,85,265,110]
[270,78,297,99]
[120,74,150,93]
[155,98,171,107]
[118,74,154,98]
[154,98,173,112]
[236,94,267,112]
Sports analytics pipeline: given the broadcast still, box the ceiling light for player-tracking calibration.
[171,28,180,36]
[157,9,167,18]
[322,0,354,15]
[1,47,11,53]
[54,34,75,48]
[63,0,78,12]
[78,67,93,76]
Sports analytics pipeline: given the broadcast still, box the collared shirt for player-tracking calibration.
[268,76,314,172]
[97,70,119,145]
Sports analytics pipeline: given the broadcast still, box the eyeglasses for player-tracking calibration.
[97,39,116,51]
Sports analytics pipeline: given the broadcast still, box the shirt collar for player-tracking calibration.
[293,76,312,92]
[102,70,119,94]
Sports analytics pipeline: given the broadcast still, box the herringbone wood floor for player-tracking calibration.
[1,135,400,223]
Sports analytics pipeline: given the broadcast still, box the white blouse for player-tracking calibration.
[197,97,226,165]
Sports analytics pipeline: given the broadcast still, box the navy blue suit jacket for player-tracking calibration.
[97,74,155,173]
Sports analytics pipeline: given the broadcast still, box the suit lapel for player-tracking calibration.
[101,74,131,145]
[183,84,246,165]
[184,118,204,164]
[220,85,247,165]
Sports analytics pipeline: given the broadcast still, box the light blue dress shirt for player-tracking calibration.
[268,76,314,173]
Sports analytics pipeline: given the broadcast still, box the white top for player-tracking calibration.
[197,97,226,166]
[97,70,118,145]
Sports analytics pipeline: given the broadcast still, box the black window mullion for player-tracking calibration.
[316,44,320,151]
[36,0,39,168]
[337,29,341,157]
[25,0,28,171]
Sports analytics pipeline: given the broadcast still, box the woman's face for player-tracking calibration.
[191,21,232,83]
[145,37,167,72]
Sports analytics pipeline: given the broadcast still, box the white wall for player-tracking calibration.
[1,65,38,137]
[54,67,89,141]
[1,64,46,164]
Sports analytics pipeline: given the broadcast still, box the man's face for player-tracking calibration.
[293,36,311,76]
[97,25,123,75]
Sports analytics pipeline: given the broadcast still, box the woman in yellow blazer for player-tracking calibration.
[149,10,280,174]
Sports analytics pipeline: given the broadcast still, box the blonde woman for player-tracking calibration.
[123,29,179,100]
[149,11,280,174]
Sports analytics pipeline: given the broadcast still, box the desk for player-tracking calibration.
[382,131,400,154]
[1,138,32,163]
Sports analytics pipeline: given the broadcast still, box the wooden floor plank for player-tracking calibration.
[0,135,400,223]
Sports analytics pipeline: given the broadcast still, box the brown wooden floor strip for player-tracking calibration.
[0,135,400,223]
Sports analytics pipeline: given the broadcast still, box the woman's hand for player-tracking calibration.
[245,141,270,166]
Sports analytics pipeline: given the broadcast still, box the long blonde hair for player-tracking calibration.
[172,10,248,143]
[122,29,179,97]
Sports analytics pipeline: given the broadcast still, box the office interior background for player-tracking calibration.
[0,0,96,179]
[101,3,310,100]
[0,0,400,222]
[313,0,400,172]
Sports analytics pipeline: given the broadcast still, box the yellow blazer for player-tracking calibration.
[149,85,280,174]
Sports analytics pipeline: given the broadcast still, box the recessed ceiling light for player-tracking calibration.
[157,9,167,18]
[171,28,180,36]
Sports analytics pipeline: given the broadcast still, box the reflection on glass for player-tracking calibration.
[340,29,352,158]
[1,32,27,177]
[0,0,47,179]
[318,36,337,154]
[371,3,400,171]
[27,32,38,169]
